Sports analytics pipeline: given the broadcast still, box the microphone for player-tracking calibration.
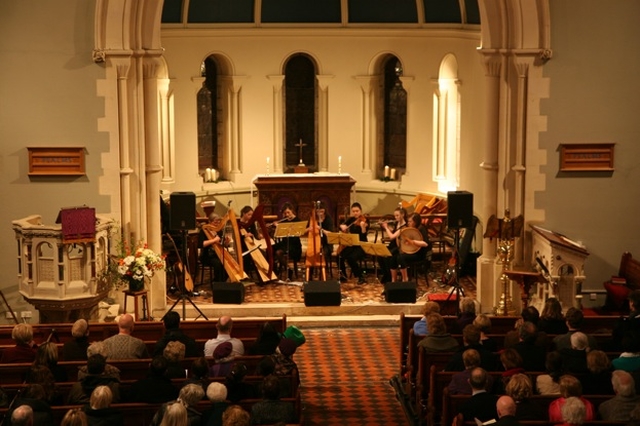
[536,257,550,275]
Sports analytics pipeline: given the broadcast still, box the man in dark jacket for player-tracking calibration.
[128,356,178,403]
[457,367,499,423]
[154,311,199,358]
[67,354,120,405]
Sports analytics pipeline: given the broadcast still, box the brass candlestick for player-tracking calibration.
[494,236,516,315]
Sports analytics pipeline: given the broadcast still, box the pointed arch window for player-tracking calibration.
[379,56,407,178]
[197,56,220,175]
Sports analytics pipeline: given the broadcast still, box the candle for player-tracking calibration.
[384,165,390,178]
[338,156,342,174]
[205,168,212,182]
[266,157,270,175]
[390,168,397,180]
[212,169,218,181]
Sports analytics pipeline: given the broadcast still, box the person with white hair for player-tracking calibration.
[560,397,586,426]
[63,319,90,361]
[202,382,229,426]
[151,383,205,426]
[558,331,589,374]
[598,370,640,422]
[82,385,124,425]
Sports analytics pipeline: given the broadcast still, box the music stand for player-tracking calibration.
[359,242,392,284]
[274,221,307,282]
[504,270,548,310]
[325,232,360,281]
[445,228,465,314]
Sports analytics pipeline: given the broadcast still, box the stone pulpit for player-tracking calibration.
[529,225,589,311]
[12,214,115,323]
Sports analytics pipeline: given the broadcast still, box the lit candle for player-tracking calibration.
[384,165,390,178]
[205,168,212,182]
[266,157,270,175]
[338,156,342,174]
[390,168,397,180]
[212,169,218,181]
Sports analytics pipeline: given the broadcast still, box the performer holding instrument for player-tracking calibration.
[380,206,408,283]
[306,201,334,262]
[395,212,431,282]
[238,205,277,283]
[198,213,229,282]
[272,202,302,279]
[338,202,369,284]
[305,201,330,280]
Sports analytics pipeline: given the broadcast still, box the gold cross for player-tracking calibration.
[295,139,307,165]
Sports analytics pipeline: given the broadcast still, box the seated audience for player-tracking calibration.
[159,401,188,426]
[273,338,298,377]
[537,297,568,334]
[453,297,477,334]
[82,385,124,426]
[67,354,121,405]
[582,349,614,395]
[25,365,61,406]
[495,349,524,394]
[248,322,281,355]
[10,404,34,426]
[78,342,121,381]
[559,396,586,426]
[33,342,68,383]
[63,319,90,361]
[204,316,245,357]
[202,382,229,426]
[535,351,563,395]
[250,375,296,425]
[612,332,640,372]
[611,289,640,352]
[513,321,547,372]
[553,307,598,351]
[505,373,544,421]
[102,314,149,359]
[418,313,459,354]
[474,314,498,352]
[559,332,589,374]
[456,367,499,423]
[412,301,440,336]
[598,370,640,422]
[151,383,205,426]
[185,357,210,392]
[494,395,519,426]
[448,349,493,395]
[446,324,497,372]
[8,385,53,426]
[209,341,235,378]
[503,306,542,349]
[225,362,258,403]
[0,323,37,363]
[61,407,89,426]
[222,405,250,426]
[128,356,178,403]
[548,375,594,423]
[164,341,188,379]
[154,311,200,358]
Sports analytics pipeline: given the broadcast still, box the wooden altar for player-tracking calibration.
[252,173,356,221]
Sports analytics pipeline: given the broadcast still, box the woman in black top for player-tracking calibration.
[338,202,369,284]
[396,213,431,282]
[538,297,568,334]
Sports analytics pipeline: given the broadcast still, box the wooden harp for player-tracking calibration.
[202,208,248,282]
[239,204,277,282]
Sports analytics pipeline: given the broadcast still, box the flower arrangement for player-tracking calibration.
[106,241,166,291]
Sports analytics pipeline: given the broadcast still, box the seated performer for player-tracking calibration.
[380,206,408,283]
[395,212,431,282]
[237,205,258,276]
[338,202,369,284]
[272,203,302,278]
[198,213,228,282]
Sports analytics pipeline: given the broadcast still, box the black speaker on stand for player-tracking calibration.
[446,191,473,314]
[384,281,417,303]
[211,282,245,304]
[304,281,341,306]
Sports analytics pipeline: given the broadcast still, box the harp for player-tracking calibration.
[202,208,248,282]
[239,204,277,282]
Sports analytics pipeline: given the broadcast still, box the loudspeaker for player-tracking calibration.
[170,192,197,231]
[447,191,474,229]
[211,282,245,304]
[304,281,341,307]
[384,281,417,303]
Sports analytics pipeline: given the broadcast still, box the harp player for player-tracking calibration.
[198,213,229,282]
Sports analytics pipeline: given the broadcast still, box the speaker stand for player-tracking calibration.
[445,228,465,315]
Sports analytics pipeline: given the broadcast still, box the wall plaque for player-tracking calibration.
[559,143,614,172]
[28,147,85,176]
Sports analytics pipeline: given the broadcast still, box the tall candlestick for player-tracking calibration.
[384,165,390,178]
[390,168,397,180]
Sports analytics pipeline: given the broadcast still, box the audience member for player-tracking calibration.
[417,313,459,353]
[513,321,546,372]
[102,314,149,359]
[473,314,498,352]
[504,306,541,349]
[612,332,640,372]
[559,396,586,426]
[248,322,281,355]
[559,332,589,374]
[25,364,61,405]
[225,363,257,403]
[446,324,497,372]
[209,342,235,378]
[159,401,188,426]
[454,297,477,333]
[185,357,210,392]
[63,319,90,361]
[598,370,640,422]
[67,354,121,405]
[8,384,53,426]
[581,349,614,395]
[61,408,88,426]
[128,356,178,403]
[273,338,298,377]
[10,404,34,426]
[222,405,250,426]
[537,297,568,334]
[456,367,499,423]
[78,342,121,381]
[548,375,594,423]
[154,311,200,358]
[250,375,296,425]
[505,373,544,421]
[494,395,520,426]
[495,349,524,394]
[82,385,124,426]
[33,341,68,382]
[164,341,188,379]
[412,301,440,336]
[202,382,229,426]
[448,349,493,395]
[0,323,37,363]
[151,383,205,426]
[611,289,640,352]
[204,316,245,357]
[553,308,597,351]
[535,351,563,395]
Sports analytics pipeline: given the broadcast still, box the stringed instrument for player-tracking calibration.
[239,204,277,282]
[164,233,194,292]
[202,207,248,282]
[305,201,326,281]
[398,227,423,254]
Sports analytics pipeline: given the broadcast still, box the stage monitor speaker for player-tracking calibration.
[447,191,474,229]
[170,192,197,231]
[304,281,341,307]
[384,281,417,303]
[211,282,245,304]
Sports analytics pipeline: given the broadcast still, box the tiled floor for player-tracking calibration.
[295,327,409,426]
